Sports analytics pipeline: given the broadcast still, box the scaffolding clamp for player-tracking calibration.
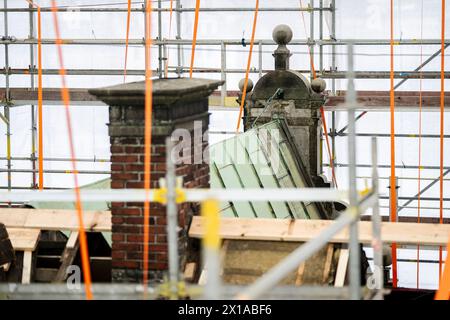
[154,177,185,204]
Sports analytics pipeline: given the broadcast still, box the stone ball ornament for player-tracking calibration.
[272,24,293,45]
[311,78,327,93]
[238,78,254,93]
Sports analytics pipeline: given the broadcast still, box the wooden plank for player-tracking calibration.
[0,209,111,232]
[7,228,40,251]
[189,217,450,246]
[22,251,32,284]
[54,231,79,282]
[184,263,197,282]
[322,244,335,283]
[65,231,79,249]
[334,249,349,287]
[295,263,305,286]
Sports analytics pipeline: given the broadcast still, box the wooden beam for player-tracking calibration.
[21,251,32,284]
[334,249,349,287]
[0,209,111,232]
[183,262,197,283]
[189,217,450,246]
[322,244,334,283]
[54,231,79,282]
[7,228,40,251]
[3,88,450,111]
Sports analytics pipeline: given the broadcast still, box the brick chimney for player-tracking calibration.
[89,78,223,283]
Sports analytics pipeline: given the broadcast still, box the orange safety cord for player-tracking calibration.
[123,0,132,83]
[189,0,201,78]
[164,0,174,78]
[439,0,446,281]
[27,0,44,190]
[235,0,259,133]
[37,4,43,190]
[299,0,337,188]
[50,0,93,300]
[389,0,398,289]
[435,237,450,300]
[143,0,153,292]
[416,0,424,290]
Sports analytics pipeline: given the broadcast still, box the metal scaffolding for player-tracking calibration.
[0,0,448,295]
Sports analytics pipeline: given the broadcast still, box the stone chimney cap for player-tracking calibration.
[89,78,224,106]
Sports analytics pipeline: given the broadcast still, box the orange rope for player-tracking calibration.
[189,0,201,78]
[439,0,446,282]
[416,0,424,290]
[299,0,337,188]
[143,0,153,292]
[27,0,44,189]
[164,0,174,78]
[390,0,398,289]
[37,4,43,190]
[435,237,450,300]
[123,0,132,82]
[235,0,259,132]
[50,0,93,300]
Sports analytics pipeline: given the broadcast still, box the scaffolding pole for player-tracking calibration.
[3,0,12,193]
[0,6,333,13]
[28,1,37,190]
[346,43,361,300]
[165,138,179,299]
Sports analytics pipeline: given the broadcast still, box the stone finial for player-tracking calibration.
[238,78,254,93]
[272,24,293,70]
[311,78,327,93]
[272,24,293,45]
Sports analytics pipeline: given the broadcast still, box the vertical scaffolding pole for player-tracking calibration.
[346,43,361,300]
[157,0,163,78]
[3,0,11,192]
[371,137,384,300]
[330,0,337,181]
[258,41,263,79]
[176,0,183,76]
[309,0,315,79]
[29,1,37,189]
[165,138,179,299]
[220,42,226,106]
[319,0,323,71]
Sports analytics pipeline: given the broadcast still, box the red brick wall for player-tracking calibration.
[109,105,209,283]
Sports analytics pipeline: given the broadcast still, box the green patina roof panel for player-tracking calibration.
[210,119,323,220]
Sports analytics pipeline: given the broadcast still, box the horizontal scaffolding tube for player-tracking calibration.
[0,169,110,174]
[5,68,450,79]
[1,38,450,46]
[0,188,349,203]
[326,163,450,170]
[379,196,450,201]
[333,132,450,138]
[0,156,109,163]
[357,176,450,182]
[0,284,350,300]
[0,7,331,13]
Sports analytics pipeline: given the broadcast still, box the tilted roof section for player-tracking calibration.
[209,119,329,220]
